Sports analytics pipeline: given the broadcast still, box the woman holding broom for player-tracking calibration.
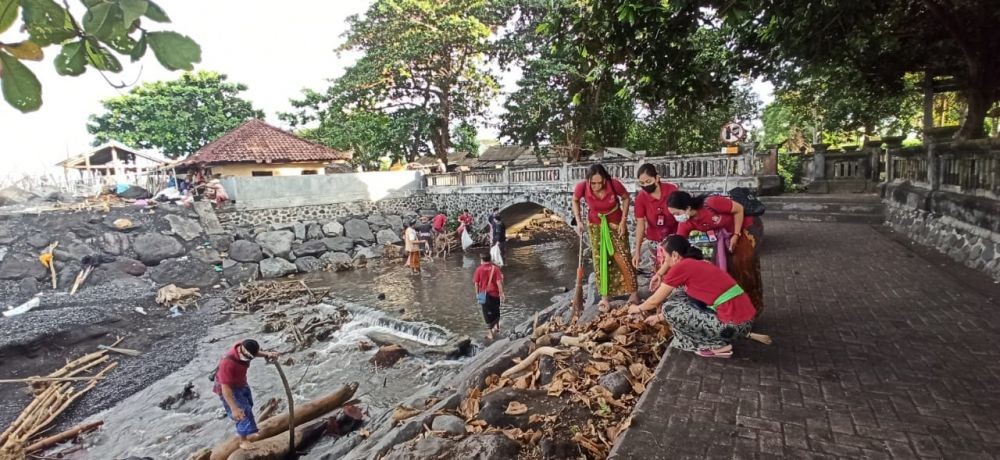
[571,164,639,310]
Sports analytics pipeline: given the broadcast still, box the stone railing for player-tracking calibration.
[424,151,764,192]
[886,139,1000,199]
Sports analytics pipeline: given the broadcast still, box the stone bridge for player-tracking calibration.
[423,150,779,229]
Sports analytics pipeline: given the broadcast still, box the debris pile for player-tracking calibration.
[233,280,330,313]
[260,308,351,351]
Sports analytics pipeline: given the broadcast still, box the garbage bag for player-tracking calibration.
[490,243,504,267]
[461,229,474,251]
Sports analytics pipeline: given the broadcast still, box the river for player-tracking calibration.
[76,239,580,459]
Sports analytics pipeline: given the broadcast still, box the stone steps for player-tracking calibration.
[759,194,885,224]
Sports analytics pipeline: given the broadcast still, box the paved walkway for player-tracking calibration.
[611,220,1000,459]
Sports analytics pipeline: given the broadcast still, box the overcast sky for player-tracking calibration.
[0,1,771,178]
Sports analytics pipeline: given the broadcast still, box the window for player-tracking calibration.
[301,170,318,175]
[251,171,273,177]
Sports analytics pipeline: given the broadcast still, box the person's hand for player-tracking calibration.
[649,276,661,292]
[617,222,627,238]
[576,222,586,237]
[500,293,506,303]
[644,314,661,326]
[231,407,246,421]
[728,233,740,252]
[627,304,644,315]
[631,253,641,269]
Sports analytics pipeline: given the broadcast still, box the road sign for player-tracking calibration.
[719,122,746,145]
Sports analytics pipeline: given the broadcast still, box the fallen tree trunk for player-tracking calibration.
[226,421,327,460]
[501,347,565,378]
[209,382,358,460]
[25,421,103,453]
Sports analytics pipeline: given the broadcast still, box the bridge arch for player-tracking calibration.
[485,193,574,232]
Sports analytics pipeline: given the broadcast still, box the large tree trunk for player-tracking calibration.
[957,72,991,139]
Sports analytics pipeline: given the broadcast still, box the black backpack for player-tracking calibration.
[726,187,766,217]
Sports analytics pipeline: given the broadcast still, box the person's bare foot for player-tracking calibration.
[239,441,257,450]
[749,332,773,345]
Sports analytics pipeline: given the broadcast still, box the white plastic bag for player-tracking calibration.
[490,243,505,267]
[461,229,474,251]
[3,297,40,317]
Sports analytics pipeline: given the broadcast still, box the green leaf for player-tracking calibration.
[146,31,200,71]
[82,3,114,37]
[84,39,122,72]
[571,92,582,106]
[2,41,43,61]
[21,0,76,46]
[143,0,169,22]
[0,51,42,112]
[0,0,18,34]
[80,0,103,7]
[129,32,146,62]
[54,40,86,75]
[121,0,147,25]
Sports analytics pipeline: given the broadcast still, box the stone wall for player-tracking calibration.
[883,182,1000,280]
[224,196,434,228]
[221,171,424,210]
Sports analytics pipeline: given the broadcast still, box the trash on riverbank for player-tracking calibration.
[234,280,330,313]
[2,297,40,318]
[156,284,201,310]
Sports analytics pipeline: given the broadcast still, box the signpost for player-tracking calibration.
[719,121,746,154]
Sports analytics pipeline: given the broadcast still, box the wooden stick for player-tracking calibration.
[25,421,103,453]
[0,376,105,384]
[501,347,566,378]
[96,345,141,357]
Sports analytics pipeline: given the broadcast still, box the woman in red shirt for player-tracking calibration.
[571,164,638,309]
[667,191,764,318]
[632,163,679,277]
[629,235,770,357]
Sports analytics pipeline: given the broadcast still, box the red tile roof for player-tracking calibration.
[184,119,351,165]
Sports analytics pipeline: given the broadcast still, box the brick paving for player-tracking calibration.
[610,220,1000,459]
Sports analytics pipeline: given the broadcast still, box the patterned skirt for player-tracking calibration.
[662,290,753,351]
[588,223,638,298]
[727,230,764,318]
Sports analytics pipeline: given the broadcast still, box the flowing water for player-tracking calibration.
[78,240,579,459]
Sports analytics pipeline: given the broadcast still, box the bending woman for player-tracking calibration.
[666,191,765,318]
[630,235,770,357]
[572,164,639,308]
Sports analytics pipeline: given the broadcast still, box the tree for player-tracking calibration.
[287,0,499,164]
[0,0,199,113]
[87,71,264,158]
[721,0,1000,139]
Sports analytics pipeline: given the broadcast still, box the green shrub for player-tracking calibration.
[777,151,804,192]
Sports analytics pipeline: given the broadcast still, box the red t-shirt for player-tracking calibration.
[662,258,756,324]
[634,181,679,242]
[213,343,250,394]
[458,213,473,226]
[573,178,627,225]
[676,195,754,237]
[473,263,504,297]
[433,214,447,232]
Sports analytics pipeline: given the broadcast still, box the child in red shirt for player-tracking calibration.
[473,253,505,339]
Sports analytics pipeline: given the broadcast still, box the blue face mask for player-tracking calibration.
[673,213,690,223]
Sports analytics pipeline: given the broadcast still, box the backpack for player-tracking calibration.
[726,187,766,217]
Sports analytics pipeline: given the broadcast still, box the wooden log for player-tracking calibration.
[0,376,104,384]
[227,421,327,460]
[208,382,358,460]
[501,347,565,378]
[24,421,103,453]
[96,345,142,357]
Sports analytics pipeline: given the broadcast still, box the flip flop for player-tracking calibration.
[696,348,733,358]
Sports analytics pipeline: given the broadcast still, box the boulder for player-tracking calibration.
[223,262,259,285]
[190,248,223,265]
[367,214,389,228]
[58,262,81,287]
[134,234,185,266]
[256,231,294,259]
[294,256,324,273]
[537,355,557,386]
[208,234,234,252]
[27,234,51,249]
[0,186,38,206]
[322,236,354,253]
[109,257,146,276]
[54,240,97,263]
[370,344,408,368]
[163,215,204,241]
[449,434,521,459]
[0,256,49,281]
[259,257,297,279]
[18,278,38,296]
[353,245,384,261]
[269,222,296,232]
[345,219,374,242]
[376,229,402,245]
[598,370,632,399]
[322,221,344,237]
[387,215,404,233]
[306,223,324,240]
[292,240,327,258]
[431,415,466,436]
[293,223,307,241]
[229,240,263,263]
[99,232,131,256]
[149,258,219,288]
[320,252,353,271]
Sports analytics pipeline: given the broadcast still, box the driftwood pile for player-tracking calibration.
[233,280,330,313]
[0,338,127,459]
[438,304,670,459]
[261,308,351,351]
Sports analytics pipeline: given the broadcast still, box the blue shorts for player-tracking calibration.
[220,385,258,437]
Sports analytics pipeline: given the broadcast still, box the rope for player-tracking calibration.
[270,360,296,455]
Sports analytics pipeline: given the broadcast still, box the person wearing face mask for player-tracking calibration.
[665,191,764,318]
[213,339,280,450]
[632,163,679,283]
[629,236,770,357]
[571,163,638,310]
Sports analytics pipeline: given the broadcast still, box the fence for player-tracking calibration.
[886,141,1000,198]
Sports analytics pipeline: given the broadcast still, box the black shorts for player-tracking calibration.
[481,295,500,327]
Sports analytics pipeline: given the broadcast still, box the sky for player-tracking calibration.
[0,1,772,178]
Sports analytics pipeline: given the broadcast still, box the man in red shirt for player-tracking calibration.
[632,163,679,278]
[432,211,448,234]
[213,339,279,449]
[473,253,505,339]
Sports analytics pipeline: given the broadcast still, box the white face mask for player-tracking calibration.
[238,347,255,362]
[673,213,690,223]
